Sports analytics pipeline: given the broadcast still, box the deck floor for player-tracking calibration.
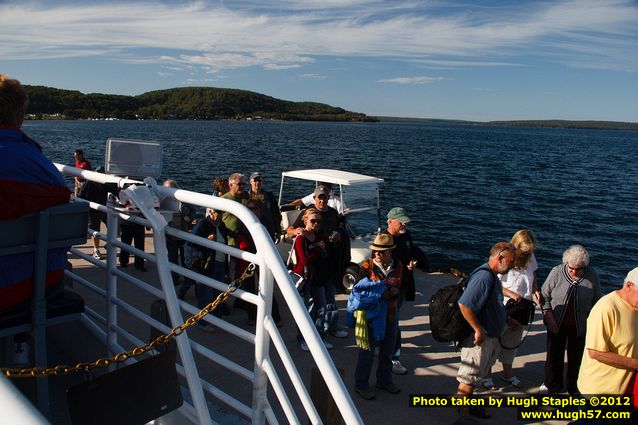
[28,230,570,425]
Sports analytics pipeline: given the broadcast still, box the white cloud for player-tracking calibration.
[0,0,636,73]
[299,73,327,80]
[263,64,302,70]
[379,76,447,85]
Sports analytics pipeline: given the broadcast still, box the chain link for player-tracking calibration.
[2,264,256,378]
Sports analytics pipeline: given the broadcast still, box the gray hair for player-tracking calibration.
[562,244,590,268]
[228,173,244,184]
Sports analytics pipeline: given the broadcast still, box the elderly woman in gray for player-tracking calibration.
[539,245,600,395]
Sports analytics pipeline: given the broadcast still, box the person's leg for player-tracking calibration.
[499,325,524,381]
[271,293,282,324]
[544,326,567,393]
[456,337,480,417]
[179,277,194,299]
[376,318,398,386]
[89,213,102,253]
[132,224,145,269]
[296,283,315,348]
[323,280,339,334]
[312,283,328,335]
[391,297,408,374]
[566,327,586,394]
[392,297,404,360]
[166,238,180,283]
[355,323,376,390]
[119,224,133,266]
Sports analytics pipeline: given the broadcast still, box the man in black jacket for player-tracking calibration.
[383,207,418,375]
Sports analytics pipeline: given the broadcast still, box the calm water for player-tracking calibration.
[23,120,638,292]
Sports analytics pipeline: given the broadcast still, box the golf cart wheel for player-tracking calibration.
[342,264,361,294]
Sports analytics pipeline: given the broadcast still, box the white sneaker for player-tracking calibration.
[330,329,349,338]
[323,339,334,350]
[392,360,408,375]
[538,383,550,394]
[13,342,30,366]
[93,249,103,260]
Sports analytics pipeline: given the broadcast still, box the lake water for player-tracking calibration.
[22,120,638,293]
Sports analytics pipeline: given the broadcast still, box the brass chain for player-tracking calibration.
[2,263,256,379]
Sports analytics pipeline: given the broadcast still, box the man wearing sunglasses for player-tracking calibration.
[456,242,516,421]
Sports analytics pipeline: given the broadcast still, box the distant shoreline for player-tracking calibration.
[375,116,638,131]
[24,115,638,131]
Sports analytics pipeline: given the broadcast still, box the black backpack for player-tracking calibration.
[428,266,494,345]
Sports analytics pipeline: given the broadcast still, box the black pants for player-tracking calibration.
[119,223,145,268]
[234,275,281,323]
[544,324,585,394]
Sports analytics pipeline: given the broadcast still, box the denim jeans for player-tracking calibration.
[314,281,338,334]
[194,260,225,319]
[355,318,398,390]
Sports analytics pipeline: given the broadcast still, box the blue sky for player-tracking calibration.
[1,0,637,121]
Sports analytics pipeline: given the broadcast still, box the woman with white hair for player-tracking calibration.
[539,244,601,395]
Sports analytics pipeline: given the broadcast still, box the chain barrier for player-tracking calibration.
[2,263,256,378]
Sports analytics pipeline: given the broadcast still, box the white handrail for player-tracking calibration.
[54,163,363,425]
[0,375,49,425]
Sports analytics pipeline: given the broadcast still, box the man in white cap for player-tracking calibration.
[577,267,638,401]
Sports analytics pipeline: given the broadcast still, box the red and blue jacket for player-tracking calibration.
[0,126,71,311]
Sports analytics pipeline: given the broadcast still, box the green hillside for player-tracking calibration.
[24,85,375,122]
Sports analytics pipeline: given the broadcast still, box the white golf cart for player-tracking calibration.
[276,169,384,292]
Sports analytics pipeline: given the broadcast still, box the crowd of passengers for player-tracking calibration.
[85,170,637,422]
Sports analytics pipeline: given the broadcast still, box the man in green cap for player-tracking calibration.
[383,207,419,375]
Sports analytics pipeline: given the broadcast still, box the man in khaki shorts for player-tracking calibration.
[456,242,516,422]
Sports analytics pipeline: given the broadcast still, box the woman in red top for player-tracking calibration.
[293,208,333,351]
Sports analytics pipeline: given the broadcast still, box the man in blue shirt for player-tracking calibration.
[456,242,516,420]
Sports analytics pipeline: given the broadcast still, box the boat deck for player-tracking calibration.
[10,229,568,425]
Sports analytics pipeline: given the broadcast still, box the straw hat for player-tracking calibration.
[369,233,395,251]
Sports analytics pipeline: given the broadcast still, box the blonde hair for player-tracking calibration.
[510,229,537,269]
[301,207,321,224]
[0,74,28,127]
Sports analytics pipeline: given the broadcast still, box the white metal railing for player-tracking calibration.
[55,164,363,425]
[0,374,49,425]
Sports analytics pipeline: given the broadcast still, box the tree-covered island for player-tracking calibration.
[24,85,376,122]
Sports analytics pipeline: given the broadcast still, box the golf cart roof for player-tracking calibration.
[281,169,383,186]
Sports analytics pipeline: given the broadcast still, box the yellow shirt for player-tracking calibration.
[577,291,638,395]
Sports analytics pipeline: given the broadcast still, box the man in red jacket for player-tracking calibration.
[73,149,92,196]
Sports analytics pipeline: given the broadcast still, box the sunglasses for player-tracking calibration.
[309,219,321,224]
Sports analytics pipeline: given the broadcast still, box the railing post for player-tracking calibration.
[33,210,50,417]
[123,184,212,425]
[252,260,273,425]
[105,197,120,354]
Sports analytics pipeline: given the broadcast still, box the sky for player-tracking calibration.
[1,0,637,122]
